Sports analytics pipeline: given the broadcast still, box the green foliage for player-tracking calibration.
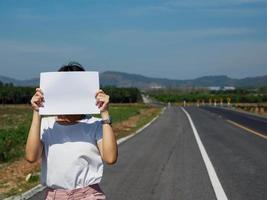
[102,86,142,103]
[0,106,32,162]
[148,88,267,103]
[0,84,34,104]
[108,105,141,123]
[0,85,142,104]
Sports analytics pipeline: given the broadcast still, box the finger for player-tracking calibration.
[96,98,105,104]
[96,101,104,108]
[35,91,43,98]
[34,95,42,102]
[35,98,44,107]
[95,93,104,99]
[36,88,43,95]
[33,97,44,106]
[95,97,101,103]
[99,102,107,111]
[96,100,101,106]
[98,102,105,109]
[97,99,104,104]
[31,102,39,111]
[96,95,105,100]
[96,99,104,106]
[95,90,104,98]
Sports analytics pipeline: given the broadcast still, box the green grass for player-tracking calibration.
[0,105,32,163]
[97,103,149,123]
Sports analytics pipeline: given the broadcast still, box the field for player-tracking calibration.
[0,103,161,198]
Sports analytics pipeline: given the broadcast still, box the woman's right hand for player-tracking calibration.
[31,88,44,112]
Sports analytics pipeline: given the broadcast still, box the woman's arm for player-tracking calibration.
[25,88,44,163]
[96,90,118,165]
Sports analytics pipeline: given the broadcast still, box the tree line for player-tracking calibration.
[0,81,143,104]
[148,88,267,103]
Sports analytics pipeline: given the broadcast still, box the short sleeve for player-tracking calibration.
[95,120,103,143]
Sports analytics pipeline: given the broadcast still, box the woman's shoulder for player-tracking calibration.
[41,116,56,129]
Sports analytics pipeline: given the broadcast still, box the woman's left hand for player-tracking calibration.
[95,89,110,113]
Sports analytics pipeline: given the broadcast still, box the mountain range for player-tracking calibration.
[0,71,267,88]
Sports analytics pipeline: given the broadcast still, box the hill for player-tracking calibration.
[0,71,267,88]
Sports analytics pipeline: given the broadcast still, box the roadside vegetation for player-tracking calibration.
[148,87,267,103]
[148,87,267,116]
[0,82,143,104]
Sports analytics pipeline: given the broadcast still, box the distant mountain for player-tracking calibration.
[100,72,267,88]
[0,75,39,86]
[100,71,183,88]
[0,71,267,88]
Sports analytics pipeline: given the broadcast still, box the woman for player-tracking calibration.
[25,62,118,199]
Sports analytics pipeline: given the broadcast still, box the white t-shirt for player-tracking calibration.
[40,116,103,189]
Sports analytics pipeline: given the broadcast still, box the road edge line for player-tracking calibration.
[181,107,228,200]
[5,106,166,200]
[227,120,267,140]
[4,184,46,200]
[117,106,166,145]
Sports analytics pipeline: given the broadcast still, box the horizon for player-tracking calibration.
[1,70,267,82]
[0,0,267,80]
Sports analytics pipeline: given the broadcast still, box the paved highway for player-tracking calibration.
[202,106,267,137]
[185,106,267,200]
[28,106,267,200]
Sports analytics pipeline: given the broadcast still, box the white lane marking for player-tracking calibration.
[117,107,166,145]
[227,120,267,140]
[181,107,228,200]
[210,107,267,124]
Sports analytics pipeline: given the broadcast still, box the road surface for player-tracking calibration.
[28,106,267,200]
[202,106,267,137]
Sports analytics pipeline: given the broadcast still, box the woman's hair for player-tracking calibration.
[58,61,85,72]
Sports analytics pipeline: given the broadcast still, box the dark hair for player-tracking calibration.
[58,61,85,72]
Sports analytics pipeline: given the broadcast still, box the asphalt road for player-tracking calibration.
[185,106,267,200]
[201,106,267,136]
[28,106,267,200]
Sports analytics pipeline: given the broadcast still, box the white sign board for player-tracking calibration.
[39,72,100,115]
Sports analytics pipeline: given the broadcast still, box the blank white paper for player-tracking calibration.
[39,72,100,115]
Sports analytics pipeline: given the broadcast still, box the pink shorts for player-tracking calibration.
[45,184,106,200]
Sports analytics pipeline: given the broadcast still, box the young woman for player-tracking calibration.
[25,62,118,200]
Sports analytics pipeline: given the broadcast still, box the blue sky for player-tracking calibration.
[0,0,266,80]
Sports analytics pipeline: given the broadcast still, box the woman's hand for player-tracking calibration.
[31,88,44,112]
[95,89,110,113]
